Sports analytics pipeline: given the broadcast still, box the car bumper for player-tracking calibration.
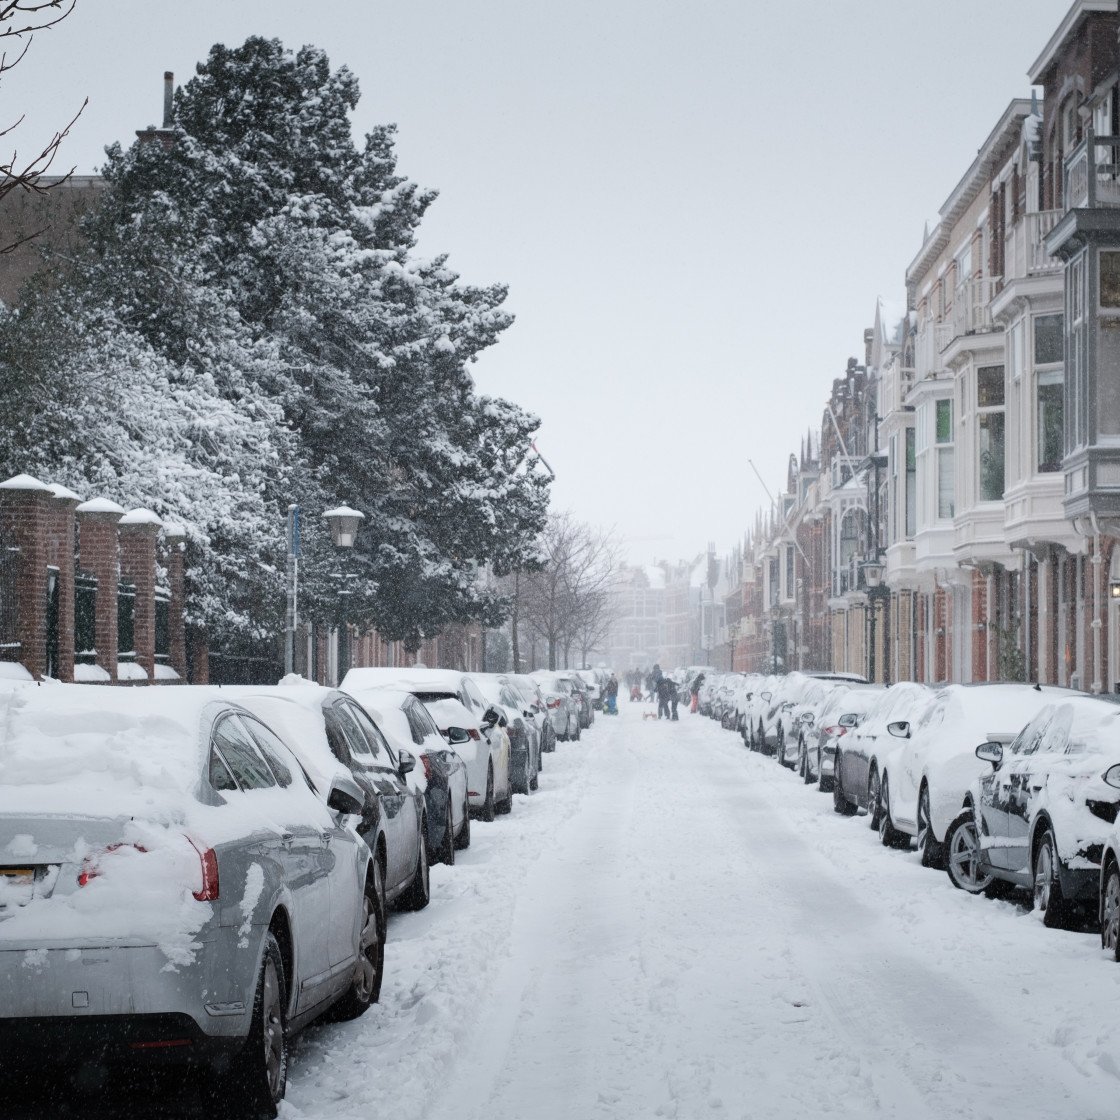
[0,931,258,1045]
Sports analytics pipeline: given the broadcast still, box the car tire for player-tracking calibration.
[329,869,385,1019]
[1033,828,1070,929]
[917,785,944,869]
[573,717,582,742]
[945,809,993,894]
[213,930,287,1118]
[478,765,495,822]
[527,754,538,793]
[877,778,910,849]
[401,824,431,911]
[866,767,881,830]
[454,798,471,849]
[832,768,855,815]
[441,802,456,866]
[1102,861,1120,961]
[799,739,813,785]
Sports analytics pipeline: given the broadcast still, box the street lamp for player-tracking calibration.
[323,505,364,684]
[861,555,890,684]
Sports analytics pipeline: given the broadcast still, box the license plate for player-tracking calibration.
[0,869,33,884]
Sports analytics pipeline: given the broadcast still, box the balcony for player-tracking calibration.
[914,323,953,378]
[1063,130,1120,210]
[1003,209,1062,279]
[949,277,998,340]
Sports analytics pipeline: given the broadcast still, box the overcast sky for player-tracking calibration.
[8,0,1074,568]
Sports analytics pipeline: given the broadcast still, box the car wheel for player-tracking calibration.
[877,778,910,849]
[1102,861,1120,961]
[454,796,471,849]
[800,739,813,785]
[527,754,537,793]
[945,809,993,894]
[401,824,431,911]
[441,802,456,866]
[1033,829,1070,929]
[478,765,496,822]
[917,785,944,869]
[573,717,582,742]
[212,930,287,1118]
[775,726,784,763]
[817,748,833,793]
[832,766,855,815]
[866,767,881,830]
[330,869,385,1019]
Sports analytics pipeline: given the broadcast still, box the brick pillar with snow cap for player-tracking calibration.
[46,483,83,683]
[76,497,126,683]
[118,508,163,684]
[162,523,187,683]
[0,473,54,679]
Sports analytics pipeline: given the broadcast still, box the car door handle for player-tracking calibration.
[319,832,332,848]
[280,833,294,850]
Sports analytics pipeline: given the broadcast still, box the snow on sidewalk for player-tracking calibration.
[281,702,1120,1120]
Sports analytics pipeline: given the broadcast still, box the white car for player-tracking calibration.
[878,683,1071,866]
[342,668,512,822]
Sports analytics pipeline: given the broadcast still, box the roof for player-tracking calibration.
[1028,0,1116,85]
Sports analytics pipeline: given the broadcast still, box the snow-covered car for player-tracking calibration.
[468,673,540,796]
[804,685,884,790]
[561,672,594,729]
[832,682,936,823]
[945,696,1120,928]
[230,683,432,908]
[531,671,581,742]
[777,677,849,769]
[0,685,378,1116]
[575,668,603,711]
[342,668,512,821]
[877,683,1074,866]
[505,673,558,754]
[356,688,470,865]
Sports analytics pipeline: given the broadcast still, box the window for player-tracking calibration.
[241,717,295,788]
[212,716,276,790]
[977,366,1005,501]
[1034,314,1064,473]
[785,546,794,599]
[1102,251,1120,309]
[905,428,916,538]
[209,747,238,792]
[346,702,397,766]
[935,399,955,518]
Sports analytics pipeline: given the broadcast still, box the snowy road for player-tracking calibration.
[278,700,1120,1120]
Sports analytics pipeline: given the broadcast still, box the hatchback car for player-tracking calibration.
[0,685,378,1117]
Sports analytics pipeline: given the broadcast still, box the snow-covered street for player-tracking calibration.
[276,700,1120,1120]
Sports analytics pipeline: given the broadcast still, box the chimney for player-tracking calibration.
[162,72,174,129]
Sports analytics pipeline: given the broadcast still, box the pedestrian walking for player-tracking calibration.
[605,673,619,715]
[670,680,679,721]
[656,675,672,720]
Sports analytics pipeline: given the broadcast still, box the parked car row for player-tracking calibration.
[694,667,1120,955]
[0,664,600,1115]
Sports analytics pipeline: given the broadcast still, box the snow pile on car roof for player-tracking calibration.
[0,684,212,818]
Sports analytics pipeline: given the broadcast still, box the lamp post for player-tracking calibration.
[323,505,364,685]
[861,556,889,684]
[770,604,782,675]
[284,504,299,677]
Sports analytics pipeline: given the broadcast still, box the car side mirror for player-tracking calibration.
[761,692,772,702]
[397,748,417,777]
[327,780,364,817]
[447,726,470,746]
[975,741,1003,766]
[1105,764,1120,789]
[839,713,859,728]
[800,712,815,725]
[482,706,500,729]
[887,720,911,739]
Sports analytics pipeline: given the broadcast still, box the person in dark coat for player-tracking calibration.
[605,673,619,715]
[669,680,679,720]
[656,675,673,720]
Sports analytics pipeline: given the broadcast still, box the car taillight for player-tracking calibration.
[187,837,220,902]
[824,726,847,738]
[468,728,481,740]
[77,843,148,887]
[419,753,432,780]
[548,698,561,709]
